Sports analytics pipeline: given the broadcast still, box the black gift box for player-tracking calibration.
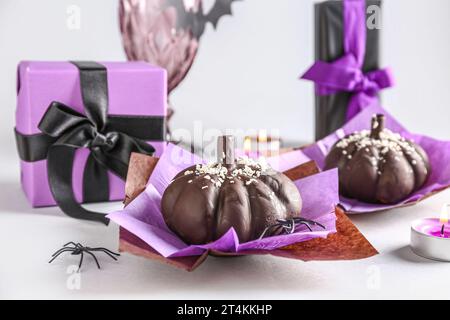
[314,0,381,140]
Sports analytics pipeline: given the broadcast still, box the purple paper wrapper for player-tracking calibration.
[303,103,450,213]
[107,144,338,258]
[16,61,167,207]
[235,149,311,172]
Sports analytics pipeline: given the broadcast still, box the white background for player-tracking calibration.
[1,0,449,146]
[1,0,450,299]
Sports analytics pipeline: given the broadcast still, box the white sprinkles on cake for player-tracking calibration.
[335,128,427,175]
[184,157,271,189]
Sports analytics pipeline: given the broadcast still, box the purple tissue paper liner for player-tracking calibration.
[303,103,450,213]
[235,149,311,173]
[107,143,338,258]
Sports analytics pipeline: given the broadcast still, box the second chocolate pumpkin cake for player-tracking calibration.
[324,114,430,204]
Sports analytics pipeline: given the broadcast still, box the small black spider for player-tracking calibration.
[259,217,326,240]
[49,242,120,270]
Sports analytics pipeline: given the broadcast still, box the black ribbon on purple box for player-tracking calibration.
[15,61,165,225]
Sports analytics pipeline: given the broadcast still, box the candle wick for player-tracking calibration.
[441,224,445,237]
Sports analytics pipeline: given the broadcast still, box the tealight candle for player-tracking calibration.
[411,205,450,261]
[257,129,268,158]
[243,136,252,158]
[242,133,281,158]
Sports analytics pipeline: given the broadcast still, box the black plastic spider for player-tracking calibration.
[49,242,120,270]
[259,217,326,240]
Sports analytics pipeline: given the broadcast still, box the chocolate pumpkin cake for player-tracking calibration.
[161,136,303,244]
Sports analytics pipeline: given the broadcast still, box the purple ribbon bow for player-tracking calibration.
[301,0,394,120]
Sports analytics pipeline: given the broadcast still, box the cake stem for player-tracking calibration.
[217,135,236,165]
[370,114,385,139]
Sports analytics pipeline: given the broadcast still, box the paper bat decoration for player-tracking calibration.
[166,0,242,39]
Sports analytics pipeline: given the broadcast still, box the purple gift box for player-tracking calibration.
[15,61,167,210]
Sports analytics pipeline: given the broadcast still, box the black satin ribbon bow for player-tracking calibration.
[15,61,165,225]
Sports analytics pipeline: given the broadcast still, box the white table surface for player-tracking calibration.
[1,154,450,300]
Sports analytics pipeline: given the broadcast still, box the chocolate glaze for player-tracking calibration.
[161,157,302,245]
[324,114,430,204]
